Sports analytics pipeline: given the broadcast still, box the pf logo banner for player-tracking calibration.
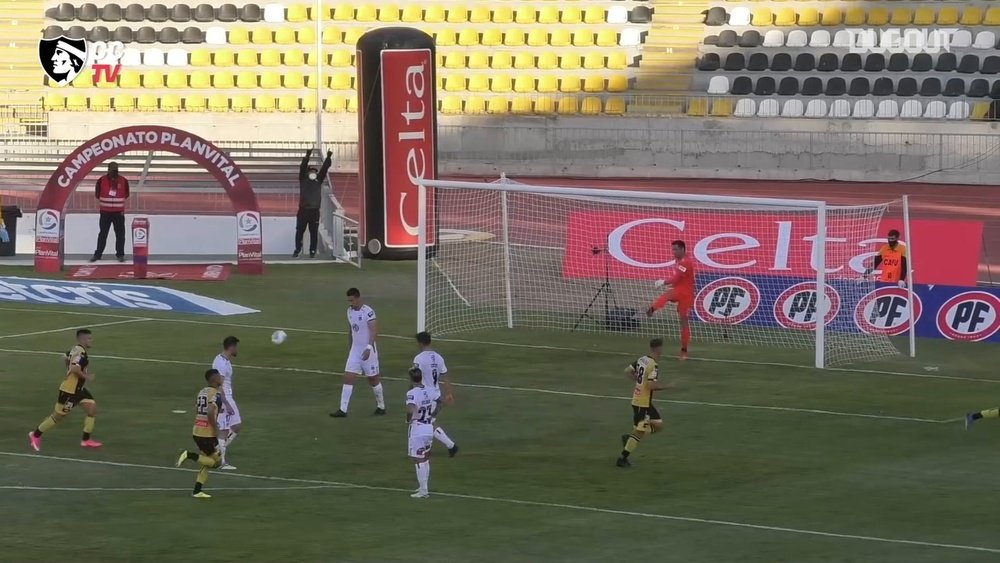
[854,287,922,336]
[774,282,842,330]
[694,277,761,325]
[236,211,261,239]
[39,36,125,86]
[935,291,1000,342]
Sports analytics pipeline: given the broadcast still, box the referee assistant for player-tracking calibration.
[294,149,332,258]
[90,162,129,263]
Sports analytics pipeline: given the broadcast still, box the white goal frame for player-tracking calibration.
[416,179,916,369]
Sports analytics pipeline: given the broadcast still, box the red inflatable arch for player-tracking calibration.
[34,125,263,274]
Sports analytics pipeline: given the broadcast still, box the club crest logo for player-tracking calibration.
[38,36,89,87]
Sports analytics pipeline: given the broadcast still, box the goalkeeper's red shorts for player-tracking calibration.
[656,289,693,318]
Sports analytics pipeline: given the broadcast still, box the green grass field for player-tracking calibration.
[1,263,999,563]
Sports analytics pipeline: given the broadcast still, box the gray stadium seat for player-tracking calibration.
[100,4,122,22]
[935,53,956,72]
[840,54,862,72]
[848,77,870,97]
[777,76,798,96]
[136,26,157,44]
[703,35,718,46]
[738,30,761,48]
[630,6,652,24]
[864,54,885,72]
[88,26,110,42]
[717,30,737,48]
[170,4,191,22]
[66,25,87,39]
[991,81,1000,99]
[957,55,980,74]
[983,56,1000,75]
[944,78,966,97]
[747,52,768,71]
[241,4,262,22]
[158,27,180,44]
[723,53,745,71]
[918,77,940,97]
[78,3,99,21]
[112,26,134,43]
[888,54,908,72]
[194,4,215,22]
[793,53,815,72]
[969,79,989,98]
[817,53,838,72]
[218,3,239,22]
[872,77,893,96]
[824,77,846,96]
[770,53,791,72]
[50,3,76,21]
[731,76,753,95]
[148,4,169,22]
[754,76,776,96]
[911,54,932,72]
[181,26,205,44]
[705,7,726,26]
[43,26,65,40]
[698,53,720,71]
[896,77,917,97]
[801,77,823,96]
[124,3,145,22]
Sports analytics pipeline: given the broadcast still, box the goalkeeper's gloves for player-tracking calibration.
[897,280,906,288]
[0,227,8,243]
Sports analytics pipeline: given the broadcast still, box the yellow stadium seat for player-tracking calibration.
[283,71,304,88]
[711,99,733,117]
[236,50,257,67]
[513,52,534,70]
[43,92,65,111]
[261,50,281,67]
[278,95,299,112]
[229,27,250,45]
[354,4,375,21]
[512,96,533,115]
[333,3,353,20]
[581,97,602,116]
[434,31,455,46]
[458,29,479,46]
[236,71,256,88]
[232,95,253,112]
[347,95,358,113]
[687,98,708,117]
[493,7,513,24]
[284,49,305,66]
[443,75,464,91]
[379,5,399,22]
[470,7,490,23]
[504,31,525,47]
[330,49,352,67]
[482,29,502,46]
[604,97,625,116]
[161,93,182,111]
[424,5,444,22]
[558,96,578,115]
[551,29,571,47]
[447,7,468,23]
[573,31,594,47]
[537,75,557,93]
[560,76,581,93]
[559,54,581,70]
[190,70,211,88]
[491,53,512,70]
[214,49,234,66]
[515,7,536,24]
[322,27,342,44]
[986,7,1000,25]
[166,70,187,88]
[402,5,422,22]
[535,96,556,114]
[583,75,605,93]
[468,75,489,92]
[444,53,465,69]
[208,94,229,112]
[798,8,818,26]
[538,7,558,25]
[118,70,141,88]
[302,92,318,112]
[325,94,345,112]
[185,96,207,112]
[490,74,511,93]
[912,8,934,25]
[287,4,308,22]
[608,75,628,93]
[329,72,352,89]
[144,71,164,88]
[527,28,548,47]
[74,69,94,88]
[343,28,365,45]
[845,8,865,26]
[440,96,463,115]
[890,9,911,25]
[255,94,276,112]
[137,94,158,111]
[513,75,534,93]
[867,8,889,26]
[261,72,281,89]
[583,53,604,70]
[751,8,772,26]
[465,96,486,114]
[972,102,992,121]
[820,8,842,26]
[252,29,273,45]
[275,28,296,45]
[584,7,605,24]
[436,74,443,91]
[66,93,88,111]
[961,7,984,26]
[298,27,316,44]
[191,49,212,66]
[609,52,629,70]
[774,8,795,26]
[213,70,235,88]
[113,94,135,112]
[486,97,507,114]
[537,52,558,70]
[561,7,582,24]
[937,7,959,25]
[599,30,620,48]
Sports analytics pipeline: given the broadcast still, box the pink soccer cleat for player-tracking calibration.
[28,432,41,452]
[80,439,103,448]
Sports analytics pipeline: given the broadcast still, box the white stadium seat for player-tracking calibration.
[729,7,751,26]
[707,75,730,94]
[757,98,779,117]
[780,99,804,118]
[120,47,141,66]
[620,28,641,47]
[947,101,970,120]
[974,31,996,50]
[857,30,877,50]
[786,30,807,48]
[763,30,784,47]
[875,100,899,119]
[852,99,875,118]
[923,100,947,119]
[143,48,165,67]
[952,30,973,49]
[900,100,922,119]
[805,99,828,118]
[166,48,187,67]
[828,99,850,118]
[809,30,831,48]
[734,98,756,117]
[206,26,227,45]
[832,30,852,48]
[607,6,628,24]
[263,3,285,23]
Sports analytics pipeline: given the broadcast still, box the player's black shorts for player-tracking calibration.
[192,436,220,456]
[55,388,94,414]
[632,404,661,426]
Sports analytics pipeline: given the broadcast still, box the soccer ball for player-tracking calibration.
[271,330,288,345]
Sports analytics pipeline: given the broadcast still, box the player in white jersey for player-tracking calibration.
[406,366,436,499]
[331,287,387,417]
[212,336,241,470]
[413,332,459,457]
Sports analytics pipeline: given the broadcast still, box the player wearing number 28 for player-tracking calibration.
[407,367,437,498]
[617,339,666,468]
[647,240,695,360]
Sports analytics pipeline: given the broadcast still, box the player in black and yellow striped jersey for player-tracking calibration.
[28,329,102,451]
[175,369,224,499]
[617,338,666,468]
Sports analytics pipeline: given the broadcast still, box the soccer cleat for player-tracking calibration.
[175,450,188,468]
[309,251,316,259]
[966,413,976,431]
[679,351,689,361]
[192,492,212,499]
[116,256,125,263]
[448,444,459,458]
[329,410,348,418]
[410,490,430,499]
[292,250,301,258]
[88,255,100,263]
[373,408,387,416]
[616,457,631,468]
[219,463,237,471]
[80,439,103,448]
[28,432,41,452]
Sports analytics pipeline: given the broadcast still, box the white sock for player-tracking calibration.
[433,427,455,449]
[226,432,238,447]
[415,460,430,492]
[373,383,385,409]
[219,435,228,464]
[340,384,354,412]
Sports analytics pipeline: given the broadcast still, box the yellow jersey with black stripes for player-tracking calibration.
[630,355,659,408]
[193,386,223,438]
[59,344,89,395]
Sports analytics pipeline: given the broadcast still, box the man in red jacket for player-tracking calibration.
[90,162,129,263]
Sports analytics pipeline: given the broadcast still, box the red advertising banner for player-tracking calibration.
[562,212,982,286]
[131,216,149,279]
[380,49,436,248]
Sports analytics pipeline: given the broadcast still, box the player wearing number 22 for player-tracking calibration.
[28,329,103,451]
[617,339,666,468]
[864,229,908,288]
[407,367,437,498]
[413,332,459,457]
[175,369,225,499]
[647,240,695,360]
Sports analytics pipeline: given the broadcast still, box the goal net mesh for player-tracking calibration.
[423,178,900,366]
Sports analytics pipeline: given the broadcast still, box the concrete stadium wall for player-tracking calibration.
[46,113,1000,184]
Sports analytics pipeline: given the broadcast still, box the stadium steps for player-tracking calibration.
[630,0,707,111]
[0,0,45,109]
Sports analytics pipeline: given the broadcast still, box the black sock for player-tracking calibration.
[972,412,984,421]
[620,450,630,459]
[193,482,203,494]
[186,451,199,462]
[681,347,688,353]
[82,432,91,441]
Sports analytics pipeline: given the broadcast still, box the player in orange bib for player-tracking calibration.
[864,229,908,287]
[646,240,695,360]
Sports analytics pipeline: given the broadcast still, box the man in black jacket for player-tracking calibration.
[295,149,333,258]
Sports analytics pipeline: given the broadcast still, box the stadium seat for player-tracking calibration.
[403,5,423,22]
[596,30,618,47]
[282,49,304,66]
[584,7,605,24]
[443,76,464,92]
[729,7,750,26]
[486,97,508,115]
[261,50,282,67]
[490,74,512,93]
[958,55,980,74]
[137,94,159,111]
[230,27,250,45]
[579,97,601,116]
[733,99,755,118]
[820,8,841,26]
[188,49,210,67]
[218,3,239,22]
[867,8,889,26]
[282,71,304,88]
[50,3,75,21]
[535,96,556,115]
[263,3,285,22]
[343,28,365,45]
[875,100,899,119]
[770,53,791,72]
[937,7,959,26]
[778,76,799,96]
[559,76,581,93]
[849,77,870,97]
[330,72,352,89]
[232,95,253,112]
[493,6,514,24]
[936,53,957,72]
[952,30,973,49]
[757,99,779,118]
[754,77,776,96]
[515,6,536,24]
[561,7,582,24]
[275,28,295,44]
[166,70,186,88]
[985,8,1000,26]
[739,31,762,48]
[66,93,88,111]
[551,29,572,47]
[605,97,626,116]
[379,5,400,22]
[786,30,807,48]
[136,26,158,44]
[113,94,136,112]
[710,99,733,117]
[873,77,893,96]
[538,52,558,70]
[213,70,234,88]
[259,72,280,89]
[185,96,206,111]
[440,96,463,115]
[505,31,525,47]
[236,71,256,88]
[511,96,533,115]
[465,96,486,114]
[984,56,1000,75]
[781,99,803,118]
[865,54,885,72]
[799,8,819,26]
[482,29,502,47]
[810,30,831,48]
[827,99,849,119]
[974,31,996,50]
[773,8,795,26]
[574,31,595,47]
[207,94,228,111]
[44,92,66,111]
[731,77,752,96]
[560,54,581,70]
[699,54,721,72]
[514,52,534,70]
[329,50,352,67]
[240,4,260,22]
[252,29,273,45]
[923,100,946,119]
[255,94,276,112]
[354,5,376,22]
[446,7,468,23]
[890,9,911,26]
[513,75,533,93]
[322,28,341,44]
[918,77,940,97]
[161,93,182,111]
[851,99,874,119]
[747,53,766,72]
[687,98,708,117]
[794,53,815,72]
[493,53,514,70]
[277,95,299,112]
[583,75,604,93]
[707,76,729,94]
[89,26,110,42]
[189,70,212,88]
[705,7,726,26]
[912,8,934,26]
[620,29,641,47]
[466,75,488,92]
[762,30,783,47]
[457,29,478,46]
[236,50,256,66]
[557,96,578,115]
[142,71,163,88]
[962,7,984,26]
[972,102,992,120]
[444,53,465,69]
[948,101,970,120]
[900,100,922,119]
[206,26,227,45]
[969,79,990,98]
[538,6,558,24]
[180,26,204,44]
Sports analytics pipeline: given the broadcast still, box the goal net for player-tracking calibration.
[417,177,908,368]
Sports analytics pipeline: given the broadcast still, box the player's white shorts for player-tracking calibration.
[345,348,380,376]
[219,398,241,430]
[427,386,442,403]
[408,425,433,458]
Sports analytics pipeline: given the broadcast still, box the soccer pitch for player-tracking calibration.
[1,263,998,563]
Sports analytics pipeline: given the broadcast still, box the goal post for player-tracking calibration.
[417,178,906,368]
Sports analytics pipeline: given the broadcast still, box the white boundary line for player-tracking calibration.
[0,318,151,340]
[0,485,349,492]
[3,451,998,555]
[0,347,948,424]
[0,306,995,384]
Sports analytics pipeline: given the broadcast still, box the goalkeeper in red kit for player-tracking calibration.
[646,240,695,360]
